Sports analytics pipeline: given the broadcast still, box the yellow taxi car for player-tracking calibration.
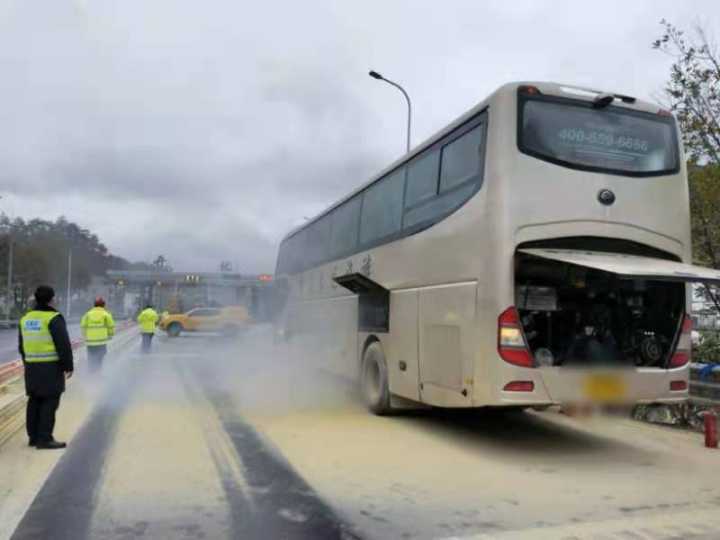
[159,305,251,337]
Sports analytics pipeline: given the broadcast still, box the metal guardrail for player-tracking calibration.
[631,366,720,429]
[0,360,23,386]
[690,363,720,404]
[0,390,25,447]
[0,360,26,447]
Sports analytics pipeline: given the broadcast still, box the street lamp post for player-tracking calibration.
[66,249,72,318]
[369,70,412,153]
[6,238,12,322]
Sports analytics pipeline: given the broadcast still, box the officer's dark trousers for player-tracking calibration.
[141,333,154,353]
[87,345,107,373]
[26,394,60,444]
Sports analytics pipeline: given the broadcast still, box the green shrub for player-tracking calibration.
[693,332,720,364]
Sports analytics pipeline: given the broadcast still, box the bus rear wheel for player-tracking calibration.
[361,341,392,415]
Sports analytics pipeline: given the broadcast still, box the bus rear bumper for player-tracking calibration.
[488,365,690,407]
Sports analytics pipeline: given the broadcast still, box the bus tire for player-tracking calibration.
[167,322,182,338]
[361,341,392,415]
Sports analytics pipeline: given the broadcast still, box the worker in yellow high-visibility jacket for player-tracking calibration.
[137,304,159,353]
[80,297,115,373]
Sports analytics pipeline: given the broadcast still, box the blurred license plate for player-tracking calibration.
[584,374,626,402]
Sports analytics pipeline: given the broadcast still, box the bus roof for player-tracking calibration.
[280,81,664,244]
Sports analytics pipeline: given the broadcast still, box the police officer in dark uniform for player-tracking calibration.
[18,285,74,449]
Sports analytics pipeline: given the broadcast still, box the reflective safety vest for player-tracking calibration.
[81,307,115,347]
[20,310,60,363]
[137,308,159,334]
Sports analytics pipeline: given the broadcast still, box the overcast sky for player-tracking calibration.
[0,1,718,273]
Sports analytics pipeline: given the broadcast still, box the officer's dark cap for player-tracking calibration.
[34,285,55,305]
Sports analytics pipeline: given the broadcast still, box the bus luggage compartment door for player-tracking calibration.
[418,281,477,407]
[387,289,420,402]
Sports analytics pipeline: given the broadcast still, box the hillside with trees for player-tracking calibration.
[0,215,145,317]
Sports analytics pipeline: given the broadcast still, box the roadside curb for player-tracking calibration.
[0,381,25,447]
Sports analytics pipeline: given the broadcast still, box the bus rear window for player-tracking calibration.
[518,96,679,176]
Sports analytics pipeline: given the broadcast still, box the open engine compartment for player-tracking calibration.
[515,251,685,368]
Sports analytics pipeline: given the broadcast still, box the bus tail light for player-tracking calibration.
[669,314,692,368]
[670,380,687,391]
[498,307,534,368]
[503,381,534,392]
[518,85,541,95]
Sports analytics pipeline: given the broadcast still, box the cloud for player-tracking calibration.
[1,0,718,273]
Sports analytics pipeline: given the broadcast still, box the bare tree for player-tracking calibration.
[653,20,720,165]
[654,21,720,311]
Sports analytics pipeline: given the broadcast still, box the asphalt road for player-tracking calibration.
[3,328,720,539]
[0,329,18,365]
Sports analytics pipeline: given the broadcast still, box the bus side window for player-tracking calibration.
[403,182,476,230]
[403,118,486,231]
[406,149,441,208]
[278,238,292,275]
[329,197,361,260]
[359,167,405,245]
[439,124,484,193]
[306,219,330,268]
[276,240,288,275]
[290,230,308,274]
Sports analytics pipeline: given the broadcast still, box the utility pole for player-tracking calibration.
[66,249,72,318]
[5,235,12,322]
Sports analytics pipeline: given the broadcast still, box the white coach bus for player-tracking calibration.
[275,81,720,414]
